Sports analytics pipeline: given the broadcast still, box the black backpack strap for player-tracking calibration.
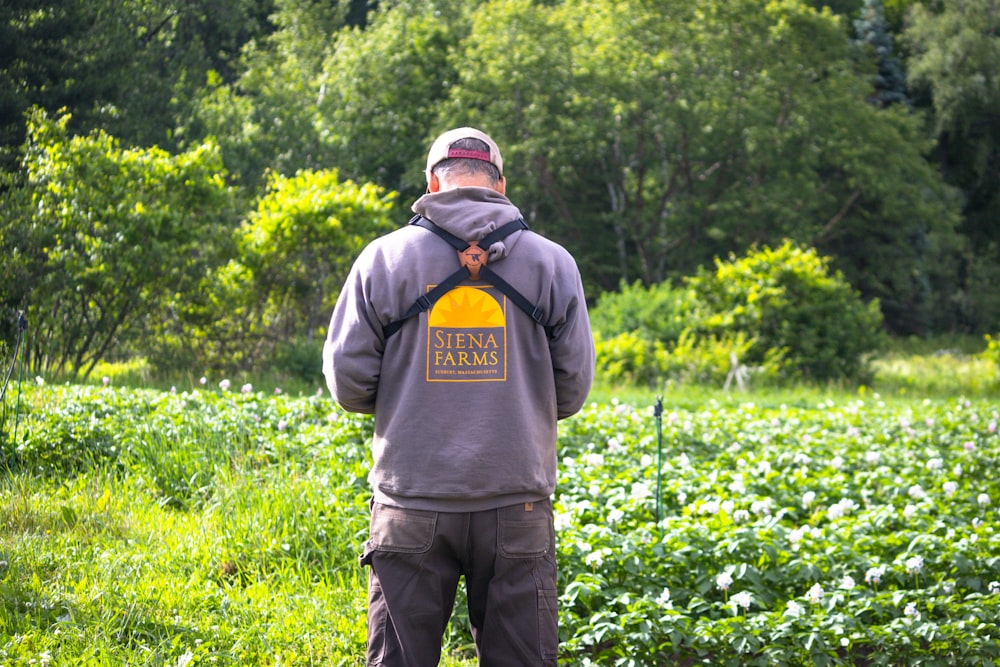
[479,265,554,338]
[383,265,470,338]
[384,215,549,338]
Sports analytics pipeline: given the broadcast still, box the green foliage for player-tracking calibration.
[146,169,395,376]
[686,241,885,382]
[589,281,695,345]
[3,384,999,664]
[241,169,396,337]
[983,334,1000,381]
[5,109,236,379]
[594,331,667,388]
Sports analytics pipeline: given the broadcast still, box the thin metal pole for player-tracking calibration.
[654,395,663,528]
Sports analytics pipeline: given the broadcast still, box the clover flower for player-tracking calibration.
[908,484,926,500]
[716,572,734,591]
[807,583,824,604]
[219,379,231,391]
[241,383,253,394]
[102,376,110,386]
[964,441,976,452]
[200,376,207,385]
[943,481,958,496]
[865,450,880,464]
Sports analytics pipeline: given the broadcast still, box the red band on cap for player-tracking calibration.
[447,148,492,162]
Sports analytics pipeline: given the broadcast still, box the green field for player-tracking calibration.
[1,358,998,665]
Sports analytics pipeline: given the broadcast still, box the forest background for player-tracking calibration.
[1,0,999,386]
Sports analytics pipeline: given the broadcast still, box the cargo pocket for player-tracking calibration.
[538,587,559,664]
[361,503,437,566]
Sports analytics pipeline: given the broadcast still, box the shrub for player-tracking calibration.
[984,333,1000,384]
[593,331,667,387]
[589,280,696,344]
[685,241,885,383]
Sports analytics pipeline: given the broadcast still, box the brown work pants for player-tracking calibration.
[360,499,558,667]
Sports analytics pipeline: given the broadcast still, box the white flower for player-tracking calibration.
[988,581,1000,595]
[827,498,857,520]
[807,583,824,604]
[977,493,991,507]
[926,458,943,471]
[830,455,844,470]
[716,572,734,591]
[732,591,752,610]
[640,454,654,467]
[655,587,672,608]
[903,504,918,519]
[102,376,110,386]
[802,491,816,507]
[865,450,880,464]
[241,383,253,394]
[701,500,721,515]
[607,508,625,523]
[784,600,803,617]
[908,484,926,500]
[200,376,207,385]
[751,498,772,516]
[904,601,920,620]
[964,441,976,452]
[840,575,856,590]
[733,509,750,523]
[607,437,622,452]
[35,376,45,386]
[943,481,958,496]
[583,452,604,467]
[277,420,287,431]
[630,482,651,500]
[219,379,231,391]
[274,387,283,395]
[905,555,924,575]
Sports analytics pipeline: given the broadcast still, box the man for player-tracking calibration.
[323,127,595,666]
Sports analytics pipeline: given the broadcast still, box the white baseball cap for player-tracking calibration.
[425,127,504,179]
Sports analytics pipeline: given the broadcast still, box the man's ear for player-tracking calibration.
[428,173,442,193]
[496,175,506,196]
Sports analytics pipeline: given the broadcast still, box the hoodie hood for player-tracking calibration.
[411,187,524,261]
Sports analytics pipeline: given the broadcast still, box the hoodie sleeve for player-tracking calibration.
[549,258,596,420]
[322,248,384,414]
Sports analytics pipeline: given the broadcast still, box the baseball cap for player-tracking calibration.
[425,127,504,178]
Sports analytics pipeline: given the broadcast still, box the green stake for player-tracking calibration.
[654,395,663,528]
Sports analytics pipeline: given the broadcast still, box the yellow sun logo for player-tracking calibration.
[428,286,505,328]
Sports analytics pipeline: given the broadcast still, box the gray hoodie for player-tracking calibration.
[323,186,595,512]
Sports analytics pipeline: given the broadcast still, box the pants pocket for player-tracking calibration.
[361,503,437,566]
[498,500,553,559]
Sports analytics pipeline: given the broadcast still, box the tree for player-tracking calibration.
[905,0,1000,331]
[0,0,274,172]
[432,0,961,334]
[2,110,235,379]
